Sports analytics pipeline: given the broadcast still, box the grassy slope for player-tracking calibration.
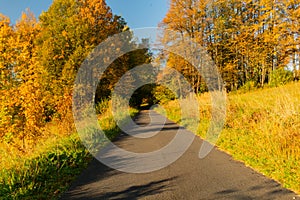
[157,82,300,194]
[0,105,138,199]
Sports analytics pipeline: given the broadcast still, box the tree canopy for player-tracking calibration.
[0,0,151,148]
[160,0,300,92]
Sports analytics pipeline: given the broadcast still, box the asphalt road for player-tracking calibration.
[61,110,299,200]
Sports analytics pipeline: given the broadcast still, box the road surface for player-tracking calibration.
[61,110,299,200]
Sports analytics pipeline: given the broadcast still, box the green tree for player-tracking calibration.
[37,0,127,128]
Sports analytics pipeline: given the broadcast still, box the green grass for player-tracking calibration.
[156,82,300,194]
[0,103,138,199]
[0,134,91,200]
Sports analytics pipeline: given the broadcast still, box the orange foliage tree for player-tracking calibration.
[160,0,299,91]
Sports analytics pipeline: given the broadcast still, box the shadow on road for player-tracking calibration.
[60,157,176,199]
[211,175,296,200]
[93,178,175,200]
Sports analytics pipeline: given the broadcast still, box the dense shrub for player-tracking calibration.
[269,68,293,87]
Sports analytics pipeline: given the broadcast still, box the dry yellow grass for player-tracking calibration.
[158,82,300,194]
[0,100,138,198]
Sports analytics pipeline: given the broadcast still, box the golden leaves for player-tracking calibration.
[0,10,46,144]
[160,0,299,90]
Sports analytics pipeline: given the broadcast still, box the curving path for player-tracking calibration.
[61,110,299,200]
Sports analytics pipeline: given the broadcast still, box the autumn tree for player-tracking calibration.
[160,0,299,91]
[0,0,153,147]
[37,0,127,129]
[0,11,46,148]
[0,14,15,140]
[14,11,46,145]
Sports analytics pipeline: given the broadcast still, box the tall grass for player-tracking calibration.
[0,134,91,200]
[0,99,138,199]
[157,82,300,194]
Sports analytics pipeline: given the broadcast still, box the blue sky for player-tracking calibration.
[0,0,53,23]
[107,0,168,28]
[0,0,169,28]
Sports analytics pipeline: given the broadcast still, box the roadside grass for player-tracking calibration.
[0,101,138,199]
[156,82,300,194]
[0,134,91,200]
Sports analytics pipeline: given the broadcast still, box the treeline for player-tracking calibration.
[1,0,299,148]
[0,0,150,149]
[160,0,300,92]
